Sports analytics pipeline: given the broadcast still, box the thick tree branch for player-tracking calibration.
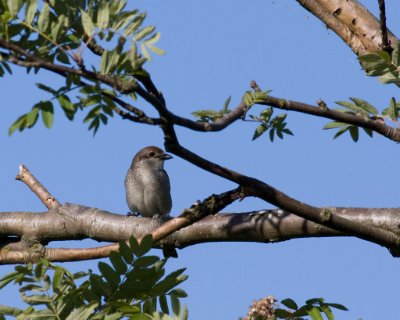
[0,206,399,264]
[0,187,245,263]
[296,0,398,55]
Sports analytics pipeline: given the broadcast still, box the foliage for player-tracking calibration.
[0,0,163,134]
[192,90,294,142]
[0,235,188,320]
[322,43,400,141]
[275,297,348,320]
[191,96,232,122]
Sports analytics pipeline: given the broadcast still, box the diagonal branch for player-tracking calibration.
[161,118,400,250]
[296,0,398,55]
[15,165,60,210]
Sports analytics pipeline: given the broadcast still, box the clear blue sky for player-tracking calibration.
[1,1,400,319]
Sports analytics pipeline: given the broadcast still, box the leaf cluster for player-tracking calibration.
[191,90,293,142]
[250,108,293,142]
[1,0,163,134]
[323,97,399,141]
[0,235,188,320]
[359,43,400,86]
[275,297,348,320]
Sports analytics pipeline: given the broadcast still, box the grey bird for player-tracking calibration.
[125,146,177,257]
[125,146,172,217]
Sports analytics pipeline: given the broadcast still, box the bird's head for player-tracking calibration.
[133,146,172,169]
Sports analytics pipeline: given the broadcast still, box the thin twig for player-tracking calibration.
[378,0,392,52]
[15,165,61,209]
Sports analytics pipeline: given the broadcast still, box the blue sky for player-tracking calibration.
[1,1,400,319]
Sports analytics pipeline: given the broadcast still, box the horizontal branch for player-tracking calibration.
[0,205,399,264]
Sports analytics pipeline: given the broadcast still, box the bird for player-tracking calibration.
[125,146,172,217]
[125,146,177,257]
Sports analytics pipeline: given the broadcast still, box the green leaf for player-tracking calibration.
[280,298,298,310]
[169,288,188,298]
[305,298,324,304]
[129,236,140,255]
[90,274,112,298]
[26,107,39,128]
[349,126,359,142]
[136,234,153,257]
[97,1,110,29]
[159,295,169,314]
[21,292,51,304]
[252,124,268,141]
[51,15,66,41]
[146,45,165,56]
[52,268,64,292]
[382,97,399,121]
[7,0,23,18]
[119,240,133,264]
[9,114,27,135]
[0,305,23,317]
[140,43,151,61]
[98,262,120,289]
[37,2,50,32]
[143,298,156,314]
[88,117,100,135]
[333,126,349,139]
[335,101,360,114]
[323,121,347,129]
[362,127,373,138]
[40,101,54,128]
[170,294,180,317]
[150,269,187,296]
[222,95,231,113]
[359,53,382,63]
[324,303,349,311]
[81,10,95,37]
[133,256,159,268]
[377,50,391,62]
[0,272,19,289]
[36,83,58,95]
[123,13,145,37]
[392,42,400,66]
[269,127,275,142]
[349,97,378,115]
[113,11,139,31]
[321,305,334,320]
[134,25,155,41]
[144,32,161,45]
[306,306,324,320]
[100,50,110,74]
[25,0,37,25]
[275,308,293,318]
[65,302,98,320]
[109,251,127,275]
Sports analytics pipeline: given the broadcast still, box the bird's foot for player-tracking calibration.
[127,211,140,217]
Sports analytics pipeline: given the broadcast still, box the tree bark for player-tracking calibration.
[296,0,398,55]
[0,204,399,264]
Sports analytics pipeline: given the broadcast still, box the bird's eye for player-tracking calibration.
[149,151,155,157]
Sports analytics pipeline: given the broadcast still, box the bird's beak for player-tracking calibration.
[160,153,173,160]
